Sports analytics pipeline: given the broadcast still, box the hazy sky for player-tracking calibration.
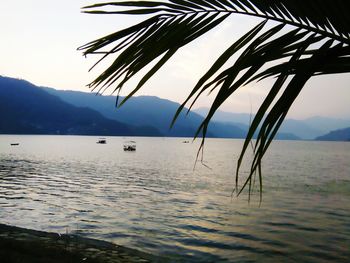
[1,1,349,119]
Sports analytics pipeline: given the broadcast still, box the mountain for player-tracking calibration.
[279,119,321,140]
[193,108,302,140]
[2,76,321,140]
[194,107,350,140]
[0,76,246,138]
[193,108,250,130]
[44,88,199,137]
[0,76,160,136]
[304,116,350,135]
[315,127,350,141]
[44,88,247,138]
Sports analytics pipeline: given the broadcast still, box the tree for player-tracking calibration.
[78,0,350,199]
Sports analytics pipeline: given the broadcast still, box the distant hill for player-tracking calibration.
[0,76,160,136]
[6,76,338,140]
[0,76,247,138]
[304,116,350,135]
[315,127,350,141]
[280,119,321,140]
[193,108,302,140]
[193,108,250,130]
[194,107,350,140]
[44,88,247,138]
[44,88,200,137]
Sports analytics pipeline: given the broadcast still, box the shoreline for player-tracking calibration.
[0,223,160,263]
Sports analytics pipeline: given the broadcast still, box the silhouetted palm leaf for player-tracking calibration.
[78,0,350,199]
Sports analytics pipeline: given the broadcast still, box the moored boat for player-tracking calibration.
[96,138,106,144]
[123,141,136,151]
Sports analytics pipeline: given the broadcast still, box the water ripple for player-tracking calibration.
[1,136,350,262]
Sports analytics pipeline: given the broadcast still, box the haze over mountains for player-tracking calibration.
[194,108,350,140]
[316,127,350,141]
[1,76,349,141]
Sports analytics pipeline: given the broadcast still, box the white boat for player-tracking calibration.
[123,141,136,151]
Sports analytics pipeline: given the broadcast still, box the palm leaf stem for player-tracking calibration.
[84,8,350,45]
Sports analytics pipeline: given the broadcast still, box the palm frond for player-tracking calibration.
[79,0,350,200]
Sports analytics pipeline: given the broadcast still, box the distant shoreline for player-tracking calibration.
[0,223,158,262]
[2,133,350,142]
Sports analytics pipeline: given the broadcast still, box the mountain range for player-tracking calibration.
[1,76,349,141]
[316,127,350,141]
[44,87,248,138]
[1,76,246,138]
[194,108,350,140]
[0,77,159,136]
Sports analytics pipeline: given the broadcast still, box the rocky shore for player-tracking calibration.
[0,224,160,263]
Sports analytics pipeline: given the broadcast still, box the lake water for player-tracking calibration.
[0,135,349,262]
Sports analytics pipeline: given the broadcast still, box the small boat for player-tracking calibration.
[182,140,189,143]
[123,141,136,151]
[96,138,107,144]
[10,143,19,146]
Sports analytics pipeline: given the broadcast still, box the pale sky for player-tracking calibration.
[1,0,349,119]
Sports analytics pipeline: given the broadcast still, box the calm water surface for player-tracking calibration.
[0,135,349,262]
